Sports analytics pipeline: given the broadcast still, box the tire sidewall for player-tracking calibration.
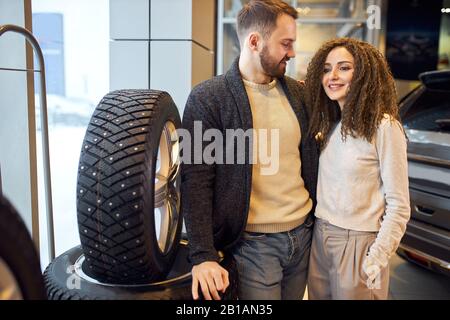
[143,93,182,276]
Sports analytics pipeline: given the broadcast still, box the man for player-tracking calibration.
[181,0,318,300]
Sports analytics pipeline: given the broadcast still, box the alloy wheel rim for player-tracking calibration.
[154,121,181,255]
[0,258,23,300]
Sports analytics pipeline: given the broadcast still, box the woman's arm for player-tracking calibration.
[364,117,411,281]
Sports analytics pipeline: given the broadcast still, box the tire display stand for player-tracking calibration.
[0,24,52,300]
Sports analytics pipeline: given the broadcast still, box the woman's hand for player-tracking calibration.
[362,255,382,289]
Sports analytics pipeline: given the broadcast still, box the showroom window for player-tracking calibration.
[32,0,109,267]
[217,0,380,78]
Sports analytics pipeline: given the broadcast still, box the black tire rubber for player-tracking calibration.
[76,90,182,284]
[0,196,47,300]
[43,241,238,300]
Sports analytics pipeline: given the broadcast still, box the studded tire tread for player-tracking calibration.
[76,90,182,284]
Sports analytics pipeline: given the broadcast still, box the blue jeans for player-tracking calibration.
[231,222,313,300]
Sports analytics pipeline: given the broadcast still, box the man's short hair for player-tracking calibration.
[237,0,298,45]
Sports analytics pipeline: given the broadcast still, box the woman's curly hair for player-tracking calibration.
[305,38,399,148]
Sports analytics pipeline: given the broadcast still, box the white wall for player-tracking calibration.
[109,0,215,118]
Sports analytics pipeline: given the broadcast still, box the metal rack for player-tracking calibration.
[0,24,55,261]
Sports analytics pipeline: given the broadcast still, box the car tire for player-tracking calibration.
[0,196,46,300]
[43,241,238,300]
[76,90,182,284]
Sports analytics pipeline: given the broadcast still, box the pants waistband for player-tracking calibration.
[315,217,377,238]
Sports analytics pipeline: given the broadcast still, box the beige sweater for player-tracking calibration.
[316,114,411,268]
[243,78,312,233]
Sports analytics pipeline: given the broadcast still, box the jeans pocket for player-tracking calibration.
[242,231,267,241]
[303,215,315,229]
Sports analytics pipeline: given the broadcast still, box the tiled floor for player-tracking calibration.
[389,254,450,300]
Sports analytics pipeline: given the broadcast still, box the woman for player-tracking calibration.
[304,38,410,300]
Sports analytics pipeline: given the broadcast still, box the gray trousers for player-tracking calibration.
[308,218,389,300]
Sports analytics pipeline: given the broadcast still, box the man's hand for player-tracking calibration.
[191,261,229,300]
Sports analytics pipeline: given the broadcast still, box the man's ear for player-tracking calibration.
[247,32,261,51]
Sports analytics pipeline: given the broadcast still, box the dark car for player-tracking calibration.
[397,70,450,277]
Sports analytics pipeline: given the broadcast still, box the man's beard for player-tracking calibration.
[259,45,289,78]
